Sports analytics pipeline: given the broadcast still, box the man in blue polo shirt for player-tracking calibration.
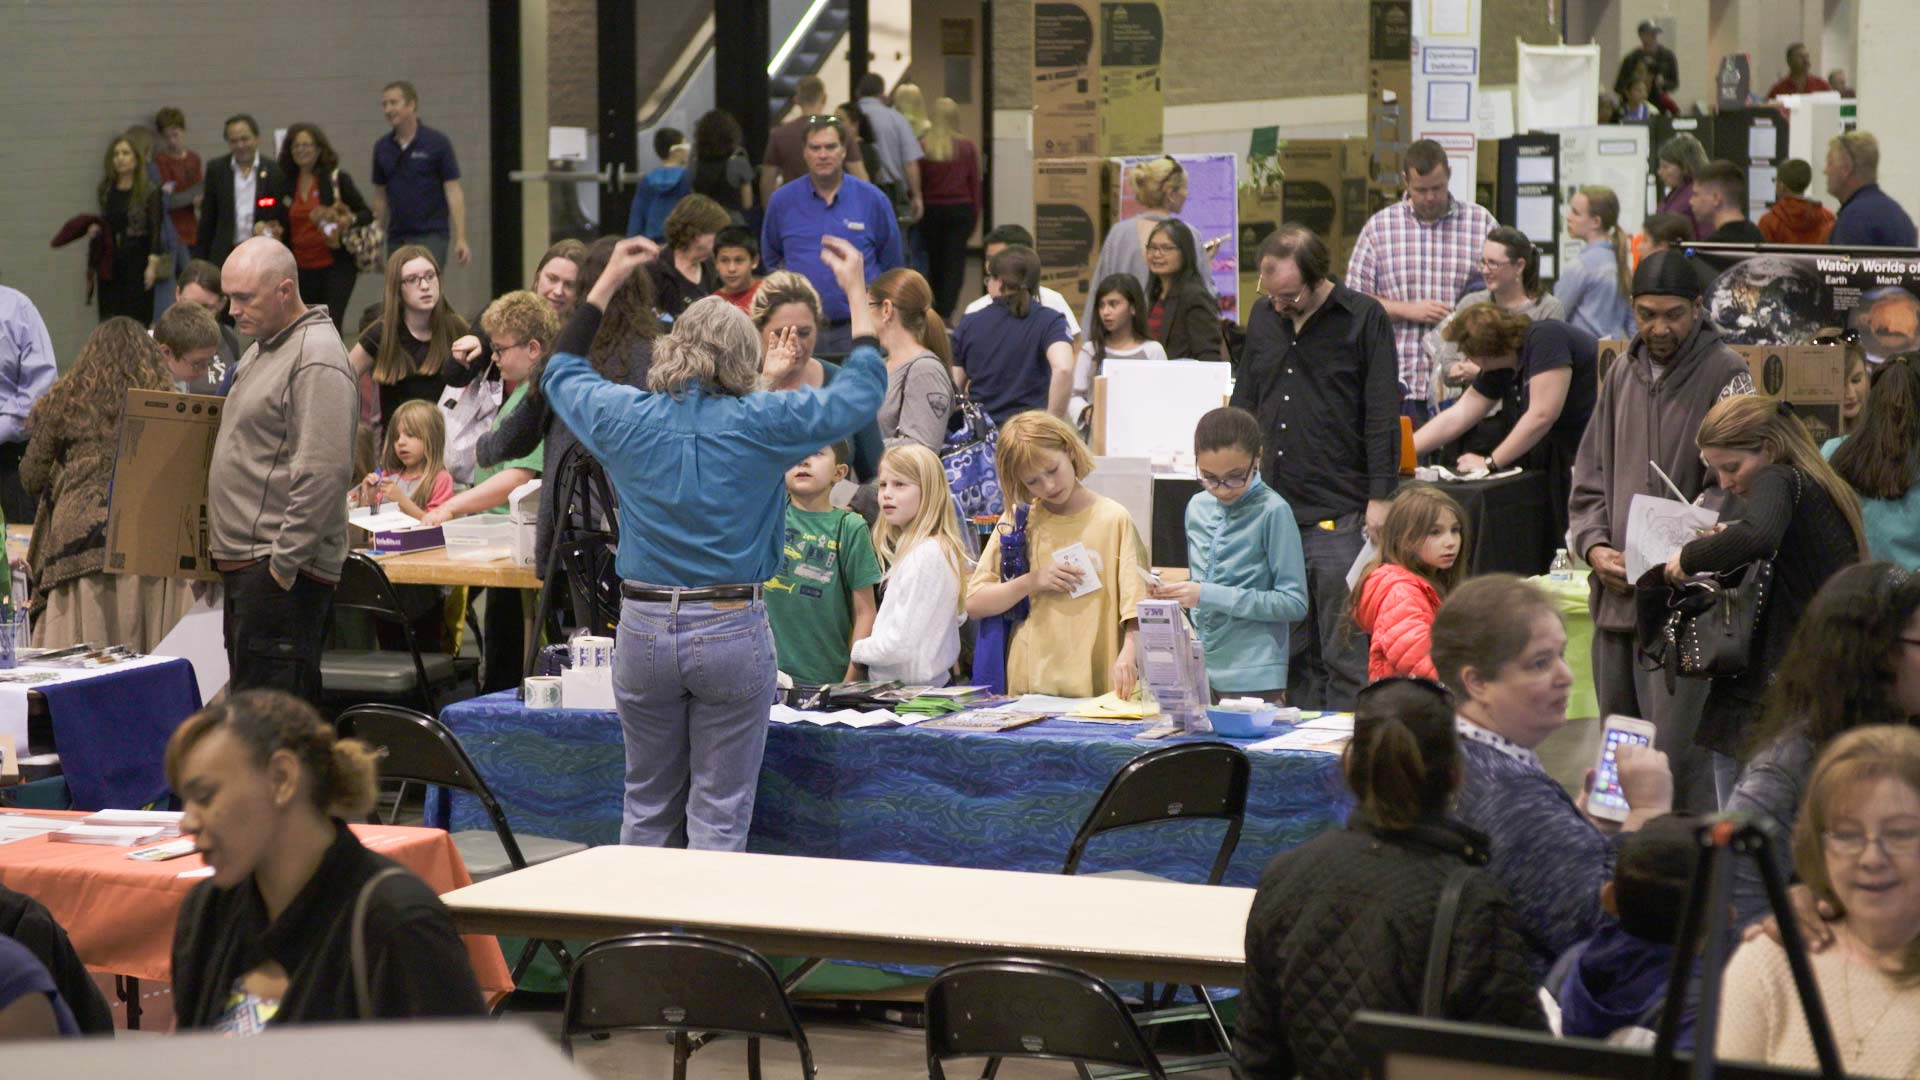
[371,80,469,269]
[761,116,902,355]
[1826,130,1917,248]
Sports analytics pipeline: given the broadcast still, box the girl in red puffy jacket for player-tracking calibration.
[1352,486,1469,680]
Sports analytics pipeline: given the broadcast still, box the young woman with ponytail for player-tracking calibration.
[1555,185,1635,341]
[1235,677,1546,1079]
[166,691,485,1028]
[867,267,955,451]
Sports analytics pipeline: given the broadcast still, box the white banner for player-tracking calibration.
[1412,0,1482,206]
[1518,42,1602,132]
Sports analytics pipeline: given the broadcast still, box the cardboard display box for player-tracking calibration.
[105,390,223,582]
[1264,139,1372,281]
[1733,343,1846,443]
[1032,0,1163,158]
[1237,182,1284,325]
[1033,156,1116,317]
[348,507,445,553]
[1367,0,1412,202]
[1596,338,1629,387]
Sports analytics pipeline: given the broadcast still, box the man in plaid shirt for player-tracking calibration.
[1346,140,1496,422]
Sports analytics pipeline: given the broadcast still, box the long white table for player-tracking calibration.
[441,845,1254,986]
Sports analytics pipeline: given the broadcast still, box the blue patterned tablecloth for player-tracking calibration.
[432,691,1350,888]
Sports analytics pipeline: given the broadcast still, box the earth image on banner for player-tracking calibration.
[1703,254,1825,344]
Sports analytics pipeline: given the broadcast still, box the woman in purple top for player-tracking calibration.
[1656,134,1710,241]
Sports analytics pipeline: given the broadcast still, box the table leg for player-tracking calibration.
[117,974,142,1030]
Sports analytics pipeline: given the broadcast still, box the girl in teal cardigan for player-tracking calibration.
[1150,407,1308,701]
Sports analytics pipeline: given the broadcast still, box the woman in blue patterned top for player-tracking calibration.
[542,236,885,852]
[1430,574,1675,963]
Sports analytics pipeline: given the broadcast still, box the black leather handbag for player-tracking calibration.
[1639,559,1775,693]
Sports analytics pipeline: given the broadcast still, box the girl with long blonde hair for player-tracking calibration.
[348,244,470,428]
[850,444,970,684]
[353,400,454,520]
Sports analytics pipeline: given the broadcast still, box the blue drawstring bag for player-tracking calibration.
[970,504,1030,694]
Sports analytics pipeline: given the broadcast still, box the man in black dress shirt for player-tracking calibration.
[1230,225,1401,710]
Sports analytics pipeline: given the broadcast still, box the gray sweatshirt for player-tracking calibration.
[209,306,358,584]
[1567,319,1754,630]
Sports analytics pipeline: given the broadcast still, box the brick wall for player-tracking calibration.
[992,0,1560,108]
[0,0,492,364]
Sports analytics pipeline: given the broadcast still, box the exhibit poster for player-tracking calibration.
[1691,242,1920,359]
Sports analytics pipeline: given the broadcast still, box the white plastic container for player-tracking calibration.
[440,515,516,560]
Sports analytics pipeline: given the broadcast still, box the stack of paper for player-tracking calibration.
[768,704,923,728]
[83,809,183,838]
[49,824,168,846]
[0,814,78,844]
[1065,692,1161,723]
[1245,727,1352,755]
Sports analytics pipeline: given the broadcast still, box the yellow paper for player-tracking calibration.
[1066,692,1162,721]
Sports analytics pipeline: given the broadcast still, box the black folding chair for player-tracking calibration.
[1061,742,1251,1077]
[321,553,464,712]
[335,704,585,986]
[926,959,1170,1080]
[562,933,817,1080]
[526,444,621,674]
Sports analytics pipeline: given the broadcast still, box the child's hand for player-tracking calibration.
[420,507,453,527]
[1031,561,1084,595]
[1149,581,1202,608]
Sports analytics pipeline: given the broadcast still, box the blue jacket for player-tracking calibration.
[1553,240,1633,341]
[541,337,886,587]
[1824,435,1920,569]
[1184,478,1308,692]
[1830,183,1918,249]
[1551,921,1695,1050]
[626,166,690,243]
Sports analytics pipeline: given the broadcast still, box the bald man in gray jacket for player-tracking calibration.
[209,238,358,702]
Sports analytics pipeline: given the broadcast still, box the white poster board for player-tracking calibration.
[1549,126,1649,284]
[1097,359,1233,462]
[1518,42,1601,132]
[1412,0,1482,206]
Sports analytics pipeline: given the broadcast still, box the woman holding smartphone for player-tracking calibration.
[1431,575,1674,964]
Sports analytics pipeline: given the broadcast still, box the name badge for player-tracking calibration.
[844,220,866,232]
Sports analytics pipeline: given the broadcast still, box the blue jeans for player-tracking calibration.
[391,231,450,271]
[614,595,778,851]
[1288,513,1370,711]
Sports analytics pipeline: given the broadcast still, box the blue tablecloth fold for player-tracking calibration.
[40,657,200,810]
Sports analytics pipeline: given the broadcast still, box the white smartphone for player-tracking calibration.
[1589,715,1658,823]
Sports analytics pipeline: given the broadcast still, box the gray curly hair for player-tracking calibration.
[648,296,762,397]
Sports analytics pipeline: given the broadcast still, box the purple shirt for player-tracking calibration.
[0,287,56,446]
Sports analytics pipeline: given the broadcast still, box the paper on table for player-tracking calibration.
[1246,727,1352,754]
[1294,713,1356,732]
[988,694,1098,715]
[153,596,227,705]
[1065,692,1161,721]
[1052,543,1103,599]
[1624,493,1720,582]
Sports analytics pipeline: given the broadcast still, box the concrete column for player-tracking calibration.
[1852,0,1918,216]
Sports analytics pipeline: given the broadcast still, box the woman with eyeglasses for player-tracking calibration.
[1082,157,1215,333]
[1827,356,1920,568]
[1144,219,1225,362]
[1717,725,1920,1077]
[1421,227,1564,414]
[1432,575,1674,964]
[348,245,471,431]
[1723,563,1920,928]
[1236,676,1546,1079]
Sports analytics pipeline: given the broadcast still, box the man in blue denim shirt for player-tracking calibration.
[543,236,885,851]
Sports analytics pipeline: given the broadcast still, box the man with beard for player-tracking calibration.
[1569,250,1753,811]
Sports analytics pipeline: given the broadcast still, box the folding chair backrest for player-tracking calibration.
[925,959,1169,1080]
[337,704,529,869]
[564,933,815,1076]
[1063,742,1250,880]
[331,552,411,621]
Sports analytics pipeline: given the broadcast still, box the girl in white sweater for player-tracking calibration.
[850,444,970,685]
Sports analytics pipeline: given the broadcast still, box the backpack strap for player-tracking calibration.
[351,867,411,1020]
[1422,866,1477,1017]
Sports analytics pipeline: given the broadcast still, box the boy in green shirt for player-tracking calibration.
[764,443,881,685]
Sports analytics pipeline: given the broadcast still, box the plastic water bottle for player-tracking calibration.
[1549,548,1574,583]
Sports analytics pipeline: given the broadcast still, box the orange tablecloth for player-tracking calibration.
[0,812,513,998]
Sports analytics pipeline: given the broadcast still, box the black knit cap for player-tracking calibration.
[1632,249,1702,300]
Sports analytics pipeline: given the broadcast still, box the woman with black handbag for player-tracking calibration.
[1663,395,1867,807]
[1236,677,1546,1080]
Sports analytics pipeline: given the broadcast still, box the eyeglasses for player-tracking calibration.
[1357,674,1456,705]
[400,270,438,288]
[1822,826,1920,858]
[1478,257,1514,270]
[1197,467,1254,491]
[490,339,527,358]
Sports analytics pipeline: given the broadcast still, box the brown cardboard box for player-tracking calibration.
[105,390,222,582]
[1368,0,1412,202]
[1236,182,1284,325]
[1033,157,1115,317]
[1733,343,1846,444]
[1264,139,1373,281]
[1032,0,1163,158]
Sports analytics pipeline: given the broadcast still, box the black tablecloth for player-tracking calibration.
[1151,470,1555,577]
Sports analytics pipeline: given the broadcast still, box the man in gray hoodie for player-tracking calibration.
[1568,250,1754,810]
[210,238,358,702]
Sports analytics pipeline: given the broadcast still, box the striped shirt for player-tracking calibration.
[1346,197,1496,397]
